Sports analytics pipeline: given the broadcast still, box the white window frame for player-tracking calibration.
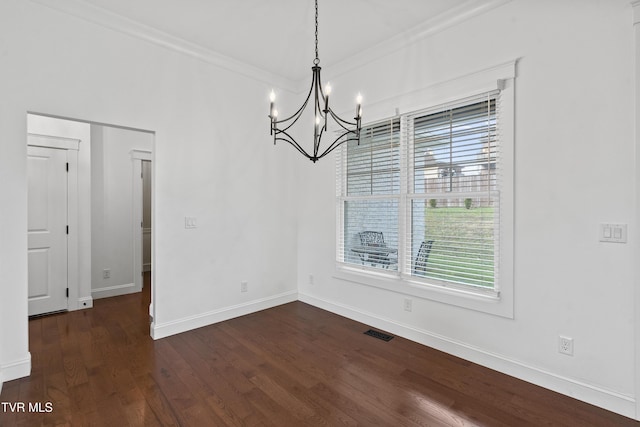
[335,61,515,318]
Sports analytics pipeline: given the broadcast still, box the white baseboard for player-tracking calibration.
[92,282,138,300]
[151,291,298,340]
[77,296,93,309]
[0,353,31,392]
[298,293,637,420]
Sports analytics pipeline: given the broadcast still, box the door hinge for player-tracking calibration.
[66,288,69,298]
[66,162,69,172]
[66,225,69,235]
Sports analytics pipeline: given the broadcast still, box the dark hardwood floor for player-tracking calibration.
[1,274,638,426]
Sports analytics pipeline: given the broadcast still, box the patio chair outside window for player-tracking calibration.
[413,240,434,276]
[356,231,397,268]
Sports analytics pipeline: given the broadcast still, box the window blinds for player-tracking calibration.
[336,90,501,291]
[346,120,401,196]
[337,119,400,271]
[406,91,500,288]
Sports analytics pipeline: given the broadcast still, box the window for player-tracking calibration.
[337,120,400,271]
[337,91,503,296]
[407,93,498,289]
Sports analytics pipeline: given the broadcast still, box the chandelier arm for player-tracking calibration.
[316,130,359,159]
[315,87,325,115]
[329,108,358,126]
[274,131,314,159]
[314,67,329,119]
[315,135,361,161]
[275,97,310,134]
[329,109,358,131]
[276,137,314,159]
[314,123,325,157]
[273,78,315,131]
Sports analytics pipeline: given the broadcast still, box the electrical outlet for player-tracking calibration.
[103,269,110,279]
[308,274,314,285]
[185,216,197,229]
[559,336,574,356]
[240,281,248,293]
[403,298,412,312]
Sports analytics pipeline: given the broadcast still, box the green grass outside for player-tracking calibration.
[418,205,495,288]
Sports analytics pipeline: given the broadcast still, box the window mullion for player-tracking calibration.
[398,114,409,276]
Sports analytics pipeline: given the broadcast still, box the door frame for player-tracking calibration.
[131,149,153,316]
[634,2,640,420]
[27,134,80,311]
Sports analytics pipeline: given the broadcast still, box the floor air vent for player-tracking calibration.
[364,329,394,342]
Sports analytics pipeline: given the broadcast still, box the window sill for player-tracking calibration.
[334,263,513,318]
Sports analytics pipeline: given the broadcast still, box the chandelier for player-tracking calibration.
[268,0,362,163]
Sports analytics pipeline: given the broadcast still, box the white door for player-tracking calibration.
[27,146,68,316]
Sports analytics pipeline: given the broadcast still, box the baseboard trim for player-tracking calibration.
[151,291,298,340]
[92,282,138,300]
[0,353,31,389]
[298,293,637,420]
[77,296,93,309]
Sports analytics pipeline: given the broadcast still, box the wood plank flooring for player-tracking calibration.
[1,274,638,426]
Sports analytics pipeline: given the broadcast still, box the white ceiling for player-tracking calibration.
[51,0,504,82]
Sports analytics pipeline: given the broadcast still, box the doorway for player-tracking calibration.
[142,160,152,275]
[131,150,152,299]
[26,113,154,321]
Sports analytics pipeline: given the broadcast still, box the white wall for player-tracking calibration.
[297,0,638,419]
[91,125,152,299]
[0,0,298,390]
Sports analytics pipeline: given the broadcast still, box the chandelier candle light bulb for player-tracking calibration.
[324,83,331,110]
[267,0,362,163]
[323,83,331,129]
[269,90,277,136]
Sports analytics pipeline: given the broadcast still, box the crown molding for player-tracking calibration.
[29,0,512,95]
[633,0,640,25]
[309,0,513,88]
[28,0,297,92]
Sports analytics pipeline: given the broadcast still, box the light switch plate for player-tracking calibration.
[599,223,627,243]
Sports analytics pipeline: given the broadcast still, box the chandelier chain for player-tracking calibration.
[314,0,319,65]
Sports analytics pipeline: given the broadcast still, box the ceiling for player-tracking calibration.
[57,0,502,82]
